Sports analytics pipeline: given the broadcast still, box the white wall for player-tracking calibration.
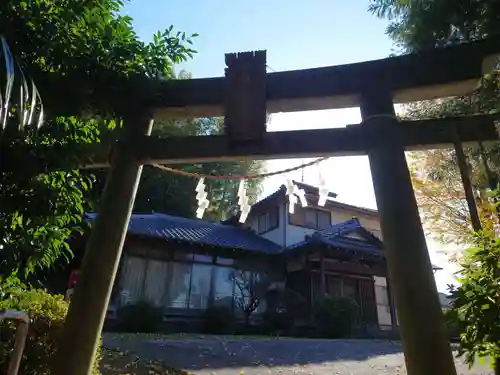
[249,203,287,246]
[284,203,382,246]
[331,209,382,239]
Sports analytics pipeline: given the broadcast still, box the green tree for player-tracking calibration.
[89,116,264,220]
[447,228,500,373]
[129,116,263,221]
[405,72,500,249]
[193,118,264,221]
[368,0,500,53]
[368,0,500,250]
[0,0,196,282]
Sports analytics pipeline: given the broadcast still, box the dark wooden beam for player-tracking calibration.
[151,36,500,118]
[452,127,482,232]
[54,114,155,375]
[319,251,326,295]
[120,114,498,166]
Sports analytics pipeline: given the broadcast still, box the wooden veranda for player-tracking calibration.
[54,37,500,375]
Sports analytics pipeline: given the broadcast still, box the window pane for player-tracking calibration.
[343,278,358,301]
[174,252,194,262]
[233,270,248,316]
[119,256,147,305]
[213,267,234,308]
[193,254,213,263]
[189,264,213,309]
[289,205,306,226]
[305,209,317,228]
[258,213,269,234]
[167,262,192,308]
[233,271,267,316]
[143,259,169,307]
[216,257,234,266]
[318,210,331,230]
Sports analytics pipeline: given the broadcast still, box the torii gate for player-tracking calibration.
[54,37,500,375]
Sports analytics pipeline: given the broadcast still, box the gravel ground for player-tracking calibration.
[103,334,492,375]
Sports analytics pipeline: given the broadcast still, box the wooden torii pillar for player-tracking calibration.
[360,88,456,375]
[53,113,154,375]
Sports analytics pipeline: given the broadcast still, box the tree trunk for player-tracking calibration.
[494,358,500,375]
[244,312,251,327]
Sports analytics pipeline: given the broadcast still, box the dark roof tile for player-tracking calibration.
[284,218,382,256]
[85,213,281,254]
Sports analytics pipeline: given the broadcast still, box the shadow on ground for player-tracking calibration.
[103,334,404,371]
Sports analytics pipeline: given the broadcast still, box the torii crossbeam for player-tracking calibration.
[54,38,500,375]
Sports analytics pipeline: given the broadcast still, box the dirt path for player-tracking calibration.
[103,334,492,375]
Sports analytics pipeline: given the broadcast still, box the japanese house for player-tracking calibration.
[90,181,410,333]
[61,182,440,333]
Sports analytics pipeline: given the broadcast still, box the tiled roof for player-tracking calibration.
[284,218,442,269]
[246,182,377,219]
[316,218,383,246]
[284,218,383,256]
[85,213,281,254]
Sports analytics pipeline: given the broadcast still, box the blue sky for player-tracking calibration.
[123,0,457,291]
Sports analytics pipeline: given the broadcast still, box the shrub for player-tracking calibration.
[313,296,358,338]
[261,310,294,334]
[0,288,101,375]
[116,301,163,333]
[203,305,235,334]
[263,288,310,335]
[447,231,500,372]
[443,309,461,342]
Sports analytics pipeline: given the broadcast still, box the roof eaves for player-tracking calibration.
[324,200,379,217]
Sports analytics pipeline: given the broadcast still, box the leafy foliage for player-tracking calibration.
[261,309,294,335]
[0,0,197,283]
[0,117,99,279]
[368,0,500,53]
[405,70,500,252]
[0,288,101,375]
[133,117,264,221]
[1,0,198,115]
[313,296,358,338]
[1,0,264,288]
[262,287,309,334]
[447,229,500,369]
[88,116,264,220]
[203,305,235,334]
[368,0,500,251]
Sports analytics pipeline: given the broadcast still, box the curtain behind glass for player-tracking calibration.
[189,263,213,309]
[213,266,235,309]
[120,256,147,304]
[167,262,192,308]
[144,259,170,307]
